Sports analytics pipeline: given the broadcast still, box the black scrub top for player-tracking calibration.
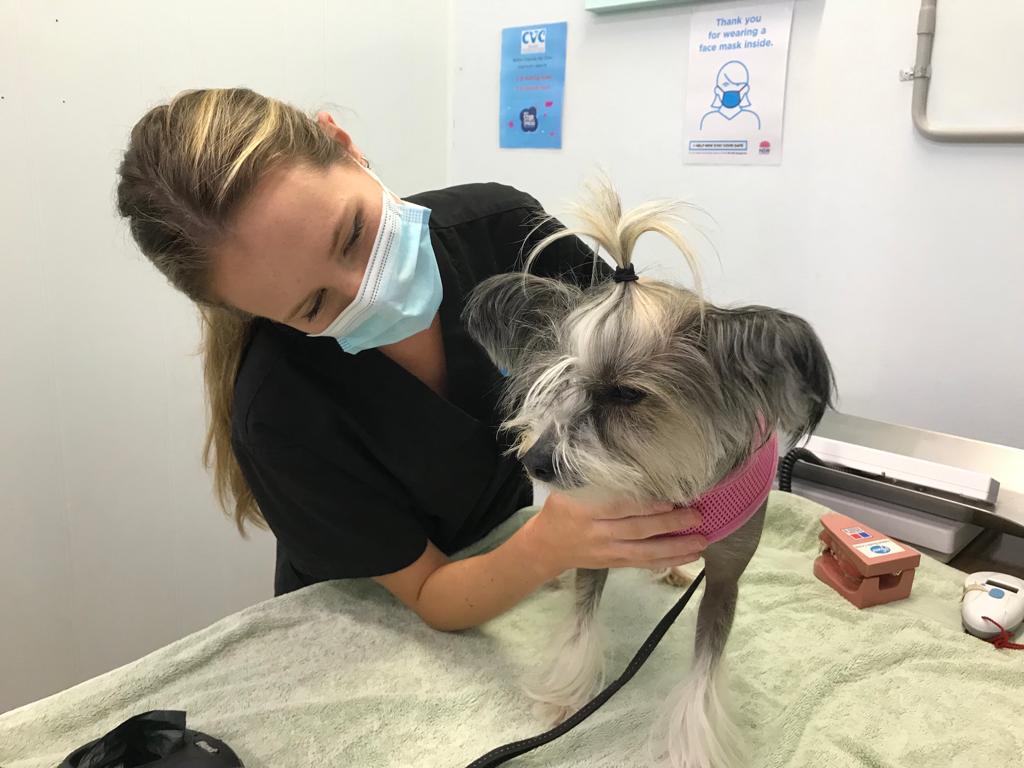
[231,182,606,596]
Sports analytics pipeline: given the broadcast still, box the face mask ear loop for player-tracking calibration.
[355,156,400,204]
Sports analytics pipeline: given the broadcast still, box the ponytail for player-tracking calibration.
[200,307,262,534]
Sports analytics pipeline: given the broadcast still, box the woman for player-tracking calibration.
[116,88,707,631]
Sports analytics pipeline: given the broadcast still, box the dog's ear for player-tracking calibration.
[463,273,581,374]
[703,305,836,442]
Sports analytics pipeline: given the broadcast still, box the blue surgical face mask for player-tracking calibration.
[720,89,743,109]
[310,166,442,354]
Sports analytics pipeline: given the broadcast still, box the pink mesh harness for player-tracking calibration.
[673,431,778,543]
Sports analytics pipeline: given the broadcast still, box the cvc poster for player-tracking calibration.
[499,21,567,149]
[683,2,794,165]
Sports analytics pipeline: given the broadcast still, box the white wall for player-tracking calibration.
[450,0,1024,449]
[0,0,451,713]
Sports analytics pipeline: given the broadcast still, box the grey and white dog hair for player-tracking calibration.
[462,178,836,768]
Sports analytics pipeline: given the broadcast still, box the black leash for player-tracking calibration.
[463,568,706,768]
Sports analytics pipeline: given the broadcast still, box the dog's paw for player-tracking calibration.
[531,699,578,726]
[523,671,601,727]
[647,660,745,768]
[650,565,694,588]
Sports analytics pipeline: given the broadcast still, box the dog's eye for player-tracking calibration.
[606,386,646,405]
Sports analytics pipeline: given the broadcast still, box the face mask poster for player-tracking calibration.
[683,2,794,165]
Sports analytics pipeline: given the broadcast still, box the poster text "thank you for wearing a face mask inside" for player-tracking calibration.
[684,2,794,165]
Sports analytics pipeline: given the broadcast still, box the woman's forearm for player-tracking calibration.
[414,515,562,631]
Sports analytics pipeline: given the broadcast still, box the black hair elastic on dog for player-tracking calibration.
[612,264,639,283]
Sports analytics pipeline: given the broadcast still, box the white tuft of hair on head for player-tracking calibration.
[523,174,707,296]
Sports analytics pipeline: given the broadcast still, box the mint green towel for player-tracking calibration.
[2,492,1020,767]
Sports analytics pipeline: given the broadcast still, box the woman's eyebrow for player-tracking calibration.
[282,204,356,323]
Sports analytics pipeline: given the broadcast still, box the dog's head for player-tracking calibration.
[463,181,835,503]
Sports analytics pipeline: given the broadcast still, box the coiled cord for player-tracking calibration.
[777,447,827,492]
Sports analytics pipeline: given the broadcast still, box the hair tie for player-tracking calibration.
[612,264,639,283]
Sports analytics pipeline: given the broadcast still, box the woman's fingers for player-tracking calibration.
[614,532,709,568]
[605,507,702,541]
[591,498,675,520]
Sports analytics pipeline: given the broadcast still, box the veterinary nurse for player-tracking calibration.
[116,88,708,630]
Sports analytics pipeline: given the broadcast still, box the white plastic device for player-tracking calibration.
[803,435,1000,504]
[960,571,1024,639]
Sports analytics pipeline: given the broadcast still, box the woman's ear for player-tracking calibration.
[315,112,366,165]
[463,273,580,374]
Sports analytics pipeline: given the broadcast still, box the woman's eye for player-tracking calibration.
[345,214,364,253]
[304,290,326,322]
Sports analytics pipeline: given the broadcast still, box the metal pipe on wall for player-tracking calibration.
[908,0,1024,142]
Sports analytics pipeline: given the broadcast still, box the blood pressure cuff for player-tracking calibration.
[58,710,244,768]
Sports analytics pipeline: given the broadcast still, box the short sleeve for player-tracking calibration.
[233,431,428,581]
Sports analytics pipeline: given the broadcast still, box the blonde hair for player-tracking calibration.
[526,176,705,295]
[524,177,707,358]
[116,88,349,533]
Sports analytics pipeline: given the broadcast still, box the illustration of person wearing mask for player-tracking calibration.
[700,60,761,131]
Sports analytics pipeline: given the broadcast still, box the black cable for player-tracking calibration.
[463,569,707,768]
[777,447,826,492]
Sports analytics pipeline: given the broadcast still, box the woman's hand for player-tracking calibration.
[523,490,709,575]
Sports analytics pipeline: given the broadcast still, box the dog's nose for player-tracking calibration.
[523,439,556,482]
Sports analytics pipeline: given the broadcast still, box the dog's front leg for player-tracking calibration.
[524,567,609,725]
[651,502,766,768]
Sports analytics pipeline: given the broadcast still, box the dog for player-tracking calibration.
[463,179,835,768]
